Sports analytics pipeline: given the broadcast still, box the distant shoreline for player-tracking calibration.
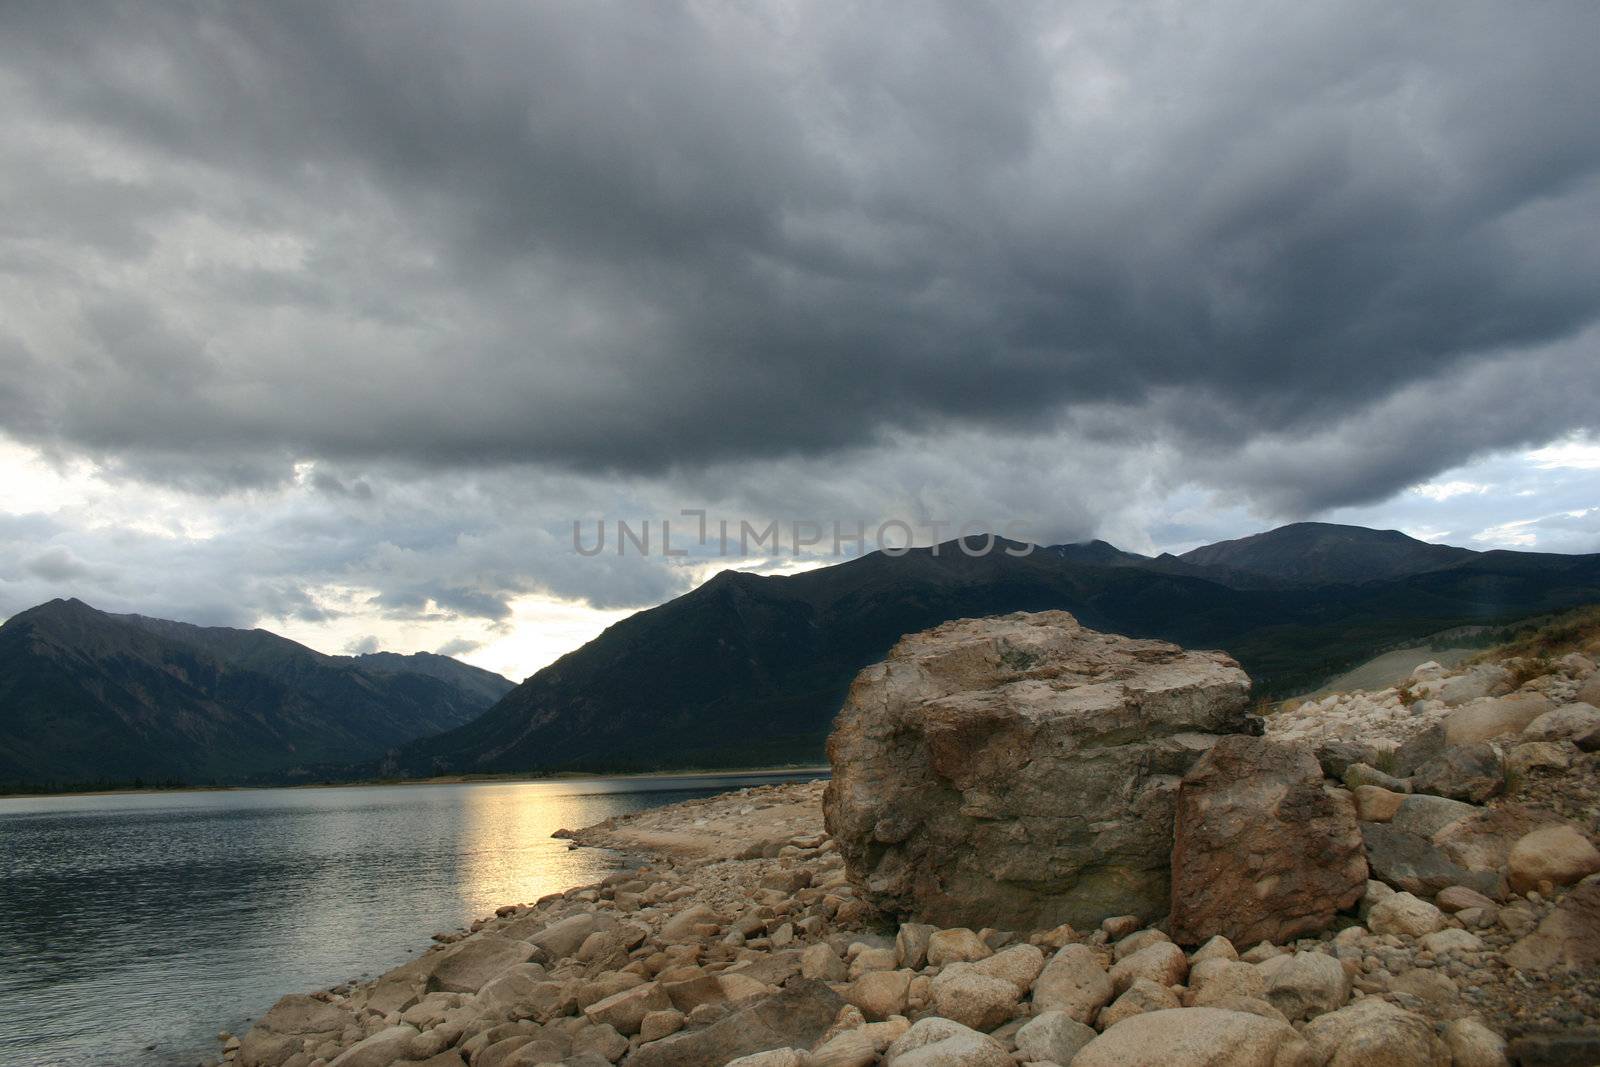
[0,764,831,801]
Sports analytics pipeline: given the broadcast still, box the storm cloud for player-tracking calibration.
[3,1,1598,487]
[1,1,1598,667]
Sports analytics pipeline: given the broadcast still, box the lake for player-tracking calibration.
[0,771,826,1067]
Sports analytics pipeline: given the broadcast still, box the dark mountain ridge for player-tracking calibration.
[10,523,1596,788]
[0,599,513,789]
[1178,521,1476,584]
[396,523,1600,776]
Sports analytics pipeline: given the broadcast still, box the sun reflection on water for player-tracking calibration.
[0,771,824,1067]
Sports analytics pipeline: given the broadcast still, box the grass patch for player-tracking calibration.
[1466,604,1600,666]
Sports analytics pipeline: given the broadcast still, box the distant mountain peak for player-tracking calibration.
[0,599,514,789]
[2,597,131,650]
[12,596,100,621]
[1260,521,1423,541]
[1178,521,1474,584]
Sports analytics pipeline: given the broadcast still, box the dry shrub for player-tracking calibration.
[1468,605,1600,667]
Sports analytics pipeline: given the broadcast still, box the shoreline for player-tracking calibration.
[214,638,1600,1066]
[0,764,831,801]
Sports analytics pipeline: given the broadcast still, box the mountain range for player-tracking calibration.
[6,522,1599,788]
[392,522,1600,776]
[0,599,513,790]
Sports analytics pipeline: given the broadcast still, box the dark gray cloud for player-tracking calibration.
[2,0,1599,666]
[0,0,1595,514]
[23,545,95,582]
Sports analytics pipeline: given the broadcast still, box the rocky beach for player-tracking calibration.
[222,611,1600,1067]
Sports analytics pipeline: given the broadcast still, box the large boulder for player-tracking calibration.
[1169,736,1366,946]
[824,611,1252,929]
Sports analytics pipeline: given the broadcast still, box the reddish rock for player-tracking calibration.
[1169,736,1367,946]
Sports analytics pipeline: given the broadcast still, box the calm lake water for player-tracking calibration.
[0,771,826,1067]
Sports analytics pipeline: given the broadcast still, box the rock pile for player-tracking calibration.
[218,621,1600,1067]
[823,611,1253,930]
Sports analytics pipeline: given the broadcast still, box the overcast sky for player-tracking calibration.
[2,1,1598,680]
